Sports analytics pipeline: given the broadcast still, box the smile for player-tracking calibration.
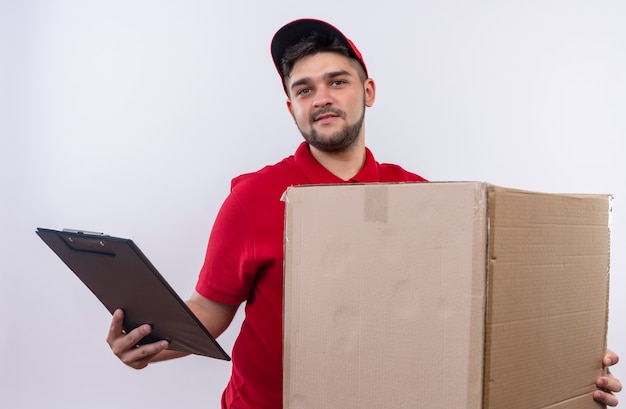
[314,113,338,123]
[311,107,345,123]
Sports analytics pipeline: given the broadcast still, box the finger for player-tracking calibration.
[119,340,169,369]
[106,309,126,345]
[593,390,619,407]
[598,374,623,394]
[109,323,153,357]
[604,349,620,367]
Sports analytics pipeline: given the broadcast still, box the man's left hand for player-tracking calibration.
[594,350,622,407]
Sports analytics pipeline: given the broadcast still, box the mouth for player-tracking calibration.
[311,108,344,123]
[314,113,339,122]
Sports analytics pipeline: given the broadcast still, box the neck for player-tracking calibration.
[309,138,366,181]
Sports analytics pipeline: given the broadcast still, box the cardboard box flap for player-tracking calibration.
[484,186,611,408]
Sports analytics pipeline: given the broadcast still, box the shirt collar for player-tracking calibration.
[293,142,381,184]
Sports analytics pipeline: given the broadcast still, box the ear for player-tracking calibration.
[286,99,295,120]
[364,78,376,107]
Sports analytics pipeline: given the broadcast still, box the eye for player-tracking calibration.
[330,79,347,87]
[296,87,312,97]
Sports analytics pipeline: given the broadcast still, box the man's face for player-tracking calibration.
[286,52,375,153]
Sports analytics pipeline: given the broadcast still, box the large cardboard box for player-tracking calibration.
[283,182,611,409]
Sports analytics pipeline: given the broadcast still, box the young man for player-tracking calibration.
[107,19,622,408]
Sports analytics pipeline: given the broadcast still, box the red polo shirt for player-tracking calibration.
[196,142,426,409]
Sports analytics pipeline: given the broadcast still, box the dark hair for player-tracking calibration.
[280,33,367,84]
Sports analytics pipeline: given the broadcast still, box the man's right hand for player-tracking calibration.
[106,292,237,369]
[106,309,170,369]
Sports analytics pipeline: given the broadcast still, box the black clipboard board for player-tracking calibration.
[36,227,230,361]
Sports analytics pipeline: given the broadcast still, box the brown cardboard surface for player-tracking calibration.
[283,182,610,409]
[484,187,610,408]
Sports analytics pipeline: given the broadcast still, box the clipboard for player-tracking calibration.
[36,227,230,361]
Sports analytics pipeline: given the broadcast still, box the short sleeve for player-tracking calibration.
[195,191,258,304]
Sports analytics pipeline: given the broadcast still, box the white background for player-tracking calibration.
[1,1,624,408]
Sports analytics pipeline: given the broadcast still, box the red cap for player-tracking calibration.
[270,19,368,91]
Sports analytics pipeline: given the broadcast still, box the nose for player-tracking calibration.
[312,86,333,108]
